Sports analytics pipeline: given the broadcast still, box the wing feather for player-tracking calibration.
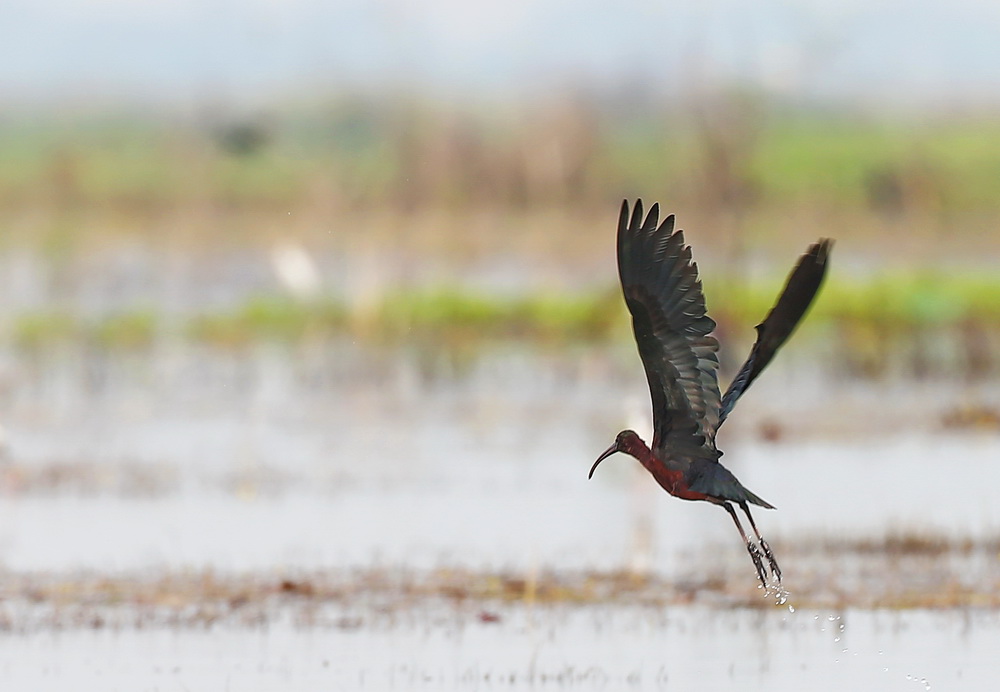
[617,199,721,455]
[718,239,832,427]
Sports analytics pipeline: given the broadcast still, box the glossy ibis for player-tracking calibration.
[590,200,831,587]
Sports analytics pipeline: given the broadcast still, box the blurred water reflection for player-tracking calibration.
[1,606,996,691]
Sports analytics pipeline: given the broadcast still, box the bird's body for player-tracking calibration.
[590,199,831,587]
[617,430,771,507]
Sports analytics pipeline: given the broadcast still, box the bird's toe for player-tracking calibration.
[760,538,782,584]
[746,542,768,587]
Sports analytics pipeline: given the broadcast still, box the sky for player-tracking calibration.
[4,0,1000,109]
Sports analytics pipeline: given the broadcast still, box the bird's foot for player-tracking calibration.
[759,537,782,585]
[746,541,767,587]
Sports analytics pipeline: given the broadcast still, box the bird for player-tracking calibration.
[589,199,831,587]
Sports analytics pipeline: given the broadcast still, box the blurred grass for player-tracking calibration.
[187,297,348,347]
[4,100,1000,217]
[93,309,159,349]
[374,288,622,343]
[8,270,1000,353]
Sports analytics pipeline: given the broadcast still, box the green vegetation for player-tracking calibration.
[4,102,1000,216]
[187,297,348,347]
[11,311,78,350]
[7,270,1000,353]
[93,309,159,349]
[374,288,622,343]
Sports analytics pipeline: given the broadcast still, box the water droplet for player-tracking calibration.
[788,605,795,613]
[834,637,841,642]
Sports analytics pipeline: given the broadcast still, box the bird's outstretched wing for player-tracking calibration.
[717,238,832,427]
[617,199,721,455]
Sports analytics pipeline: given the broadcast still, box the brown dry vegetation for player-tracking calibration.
[0,533,997,632]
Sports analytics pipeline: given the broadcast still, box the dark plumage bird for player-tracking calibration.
[589,199,832,587]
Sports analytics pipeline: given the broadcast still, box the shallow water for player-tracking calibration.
[0,342,998,688]
[1,344,999,574]
[2,607,996,690]
[2,429,1000,576]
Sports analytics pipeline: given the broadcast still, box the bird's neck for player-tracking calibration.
[623,435,657,470]
[625,435,691,499]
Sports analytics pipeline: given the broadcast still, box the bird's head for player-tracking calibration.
[589,429,644,479]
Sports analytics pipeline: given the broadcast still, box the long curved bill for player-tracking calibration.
[588,443,619,479]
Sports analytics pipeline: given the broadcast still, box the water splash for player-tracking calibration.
[762,581,791,606]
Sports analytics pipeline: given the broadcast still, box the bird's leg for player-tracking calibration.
[740,502,781,584]
[723,502,767,587]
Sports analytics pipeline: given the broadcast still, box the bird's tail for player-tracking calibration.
[743,488,775,510]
